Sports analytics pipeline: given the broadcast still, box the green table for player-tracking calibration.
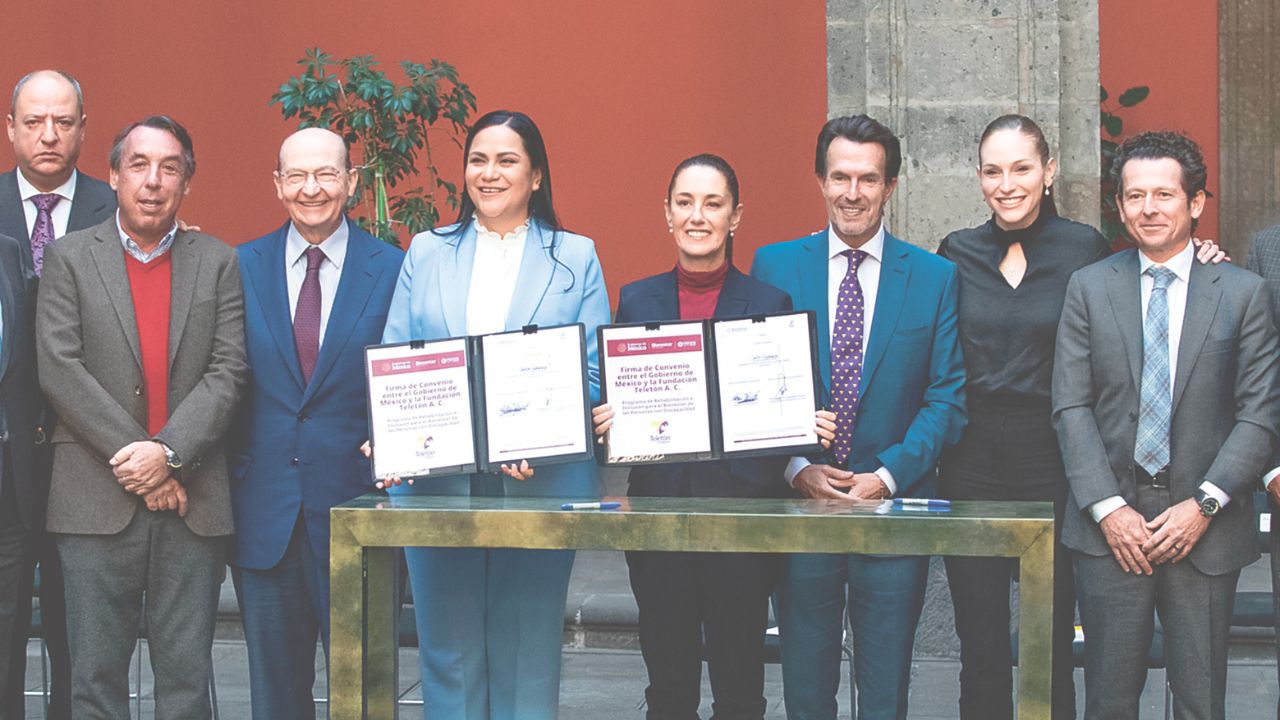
[330,495,1055,719]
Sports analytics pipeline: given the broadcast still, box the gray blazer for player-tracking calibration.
[36,218,248,537]
[1052,248,1280,575]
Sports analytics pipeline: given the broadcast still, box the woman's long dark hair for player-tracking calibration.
[667,153,741,265]
[436,109,563,236]
[978,114,1057,218]
[436,110,576,293]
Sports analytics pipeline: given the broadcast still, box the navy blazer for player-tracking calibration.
[617,266,794,499]
[0,232,39,527]
[750,229,967,498]
[229,219,404,570]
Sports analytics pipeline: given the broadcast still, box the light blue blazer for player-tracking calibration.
[750,228,967,498]
[382,219,611,498]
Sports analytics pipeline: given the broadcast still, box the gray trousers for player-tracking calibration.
[56,507,225,720]
[1074,485,1239,720]
[1271,515,1279,720]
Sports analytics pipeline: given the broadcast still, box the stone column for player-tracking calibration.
[1219,0,1280,256]
[826,0,1100,248]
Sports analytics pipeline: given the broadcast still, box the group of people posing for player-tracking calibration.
[0,67,1277,720]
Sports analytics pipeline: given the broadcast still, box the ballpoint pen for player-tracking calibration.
[560,501,622,511]
[891,498,951,508]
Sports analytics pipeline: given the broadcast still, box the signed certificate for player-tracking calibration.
[476,324,593,468]
[599,321,714,464]
[712,311,822,457]
[365,339,477,480]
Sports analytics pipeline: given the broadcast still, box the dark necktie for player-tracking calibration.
[294,246,325,383]
[30,193,61,277]
[1135,266,1175,476]
[831,248,869,465]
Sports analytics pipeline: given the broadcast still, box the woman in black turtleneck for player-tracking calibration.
[936,115,1109,720]
[592,154,834,720]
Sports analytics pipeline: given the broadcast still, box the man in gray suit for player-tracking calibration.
[1,69,116,719]
[36,115,247,719]
[1244,221,1280,720]
[1053,130,1280,720]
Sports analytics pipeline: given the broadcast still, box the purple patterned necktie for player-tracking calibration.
[831,248,868,465]
[29,193,61,277]
[294,246,325,383]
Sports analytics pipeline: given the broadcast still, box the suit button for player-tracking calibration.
[1129,412,1138,422]
[134,386,143,396]
[291,457,300,467]
[297,413,307,423]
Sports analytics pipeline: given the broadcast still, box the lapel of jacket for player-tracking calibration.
[167,230,201,371]
[68,173,114,233]
[1104,250,1144,393]
[1171,259,1222,415]
[712,266,751,318]
[504,222,555,330]
[303,222,383,403]
[0,253,16,380]
[245,222,305,391]
[799,231,831,384]
[436,223,476,337]
[89,220,143,372]
[0,171,27,245]
[859,232,910,392]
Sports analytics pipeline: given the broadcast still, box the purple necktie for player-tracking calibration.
[831,248,868,465]
[29,193,61,277]
[294,246,325,383]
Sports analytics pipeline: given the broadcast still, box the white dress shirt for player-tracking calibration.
[785,222,899,495]
[285,221,349,348]
[1089,240,1230,522]
[17,168,77,240]
[115,211,176,264]
[465,218,528,336]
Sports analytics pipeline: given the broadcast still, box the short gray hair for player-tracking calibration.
[10,70,84,116]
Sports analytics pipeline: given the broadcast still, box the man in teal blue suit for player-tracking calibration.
[229,128,404,719]
[750,115,966,720]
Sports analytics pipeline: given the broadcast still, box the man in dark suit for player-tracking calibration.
[1244,220,1280,720]
[0,231,37,717]
[1053,131,1280,720]
[36,115,247,719]
[229,127,402,718]
[0,68,115,719]
[750,114,967,720]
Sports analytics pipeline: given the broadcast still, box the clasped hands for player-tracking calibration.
[110,441,187,517]
[1098,499,1210,575]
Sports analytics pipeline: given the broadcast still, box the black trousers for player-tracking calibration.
[939,399,1077,720]
[0,447,69,720]
[626,550,779,720]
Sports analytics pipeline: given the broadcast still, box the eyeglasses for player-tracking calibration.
[276,168,348,188]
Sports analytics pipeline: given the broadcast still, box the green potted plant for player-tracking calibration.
[1100,84,1149,246]
[272,48,477,246]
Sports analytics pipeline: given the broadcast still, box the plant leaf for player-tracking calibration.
[1118,86,1149,107]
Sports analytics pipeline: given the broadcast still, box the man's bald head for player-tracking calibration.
[274,127,358,244]
[7,69,87,191]
[11,70,83,116]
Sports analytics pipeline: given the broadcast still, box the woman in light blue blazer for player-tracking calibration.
[381,110,611,720]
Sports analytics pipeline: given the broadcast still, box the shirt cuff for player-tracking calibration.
[1199,481,1231,508]
[1263,467,1280,491]
[1089,496,1127,523]
[784,457,810,487]
[874,466,897,497]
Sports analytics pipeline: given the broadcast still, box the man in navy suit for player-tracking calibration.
[0,69,115,720]
[751,114,966,720]
[229,128,404,719]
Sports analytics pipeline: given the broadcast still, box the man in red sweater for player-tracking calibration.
[35,115,247,719]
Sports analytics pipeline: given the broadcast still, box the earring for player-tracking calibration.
[667,225,673,233]
[1044,186,1051,196]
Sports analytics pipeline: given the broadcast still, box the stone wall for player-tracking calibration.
[826,0,1100,248]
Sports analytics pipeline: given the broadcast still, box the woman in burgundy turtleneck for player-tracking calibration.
[591,154,835,720]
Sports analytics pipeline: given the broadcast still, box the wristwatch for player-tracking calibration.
[1193,488,1220,518]
[154,440,183,476]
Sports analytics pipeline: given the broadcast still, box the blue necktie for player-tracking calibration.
[831,249,868,465]
[1135,266,1175,476]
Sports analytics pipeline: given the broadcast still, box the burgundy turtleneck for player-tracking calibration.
[676,260,729,321]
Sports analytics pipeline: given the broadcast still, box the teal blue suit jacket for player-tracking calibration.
[381,219,611,498]
[750,229,966,498]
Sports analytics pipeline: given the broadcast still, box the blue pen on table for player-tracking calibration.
[891,498,951,509]
[560,501,622,511]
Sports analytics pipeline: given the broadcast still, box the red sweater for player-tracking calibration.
[676,260,729,321]
[124,252,172,436]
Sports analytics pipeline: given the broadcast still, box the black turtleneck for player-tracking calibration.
[937,206,1110,406]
